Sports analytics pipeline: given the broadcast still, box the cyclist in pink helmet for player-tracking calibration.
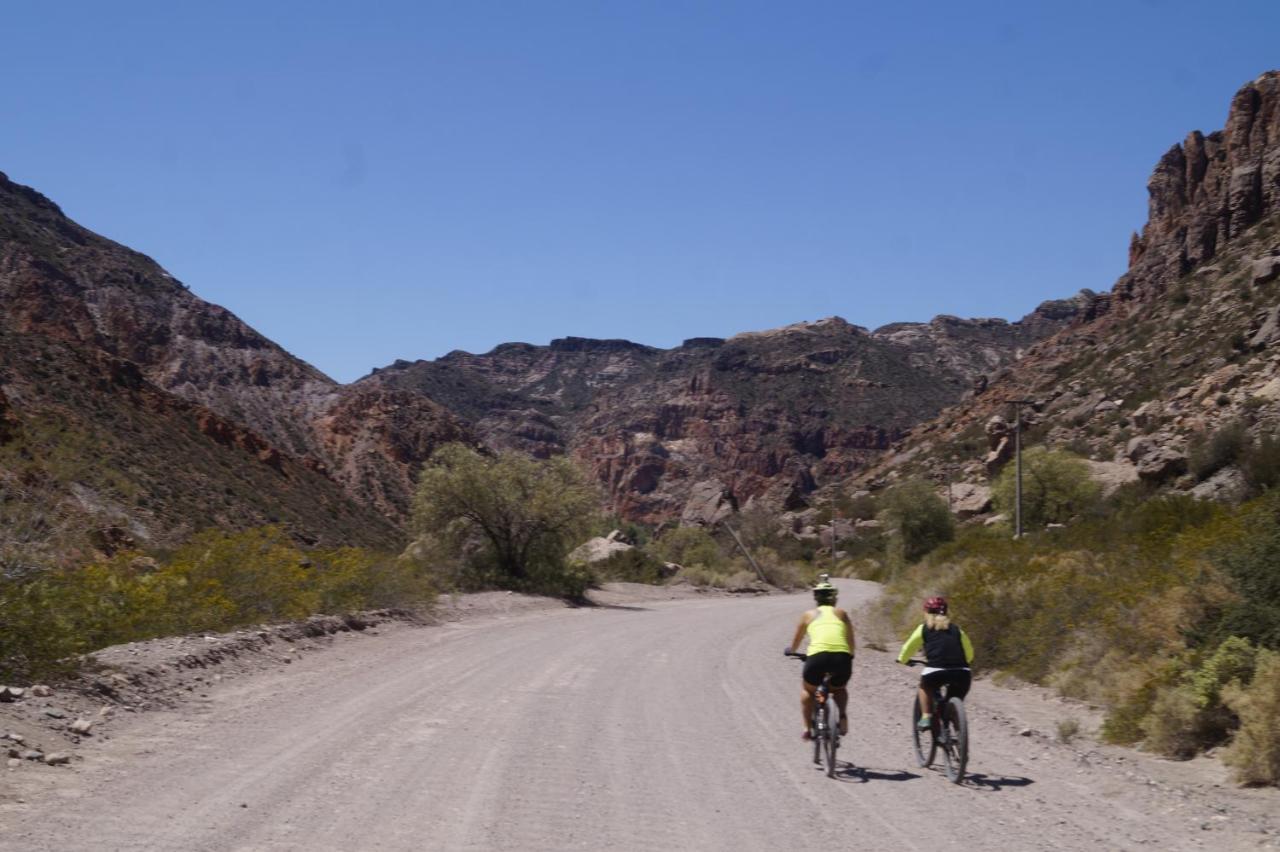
[897,596,974,730]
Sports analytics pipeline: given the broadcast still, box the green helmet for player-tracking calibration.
[813,581,837,603]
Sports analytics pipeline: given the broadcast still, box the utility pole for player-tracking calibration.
[722,521,767,583]
[1011,399,1034,539]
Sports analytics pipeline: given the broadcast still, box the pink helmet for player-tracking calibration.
[924,596,948,615]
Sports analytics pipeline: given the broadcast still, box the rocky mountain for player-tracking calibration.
[0,171,471,556]
[359,299,1088,523]
[20,70,1268,553]
[858,71,1280,509]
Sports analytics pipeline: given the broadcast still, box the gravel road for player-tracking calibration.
[2,580,1276,851]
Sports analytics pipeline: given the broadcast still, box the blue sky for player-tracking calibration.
[3,2,1278,382]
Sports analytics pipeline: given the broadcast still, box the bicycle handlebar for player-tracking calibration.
[783,648,808,661]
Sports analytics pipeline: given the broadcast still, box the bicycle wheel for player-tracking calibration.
[824,702,839,778]
[941,699,969,784]
[911,695,936,768]
[812,704,822,765]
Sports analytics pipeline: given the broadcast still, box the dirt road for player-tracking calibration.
[2,580,1276,851]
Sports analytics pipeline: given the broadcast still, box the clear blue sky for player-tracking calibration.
[3,2,1278,382]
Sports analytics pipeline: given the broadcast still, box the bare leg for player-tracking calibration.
[918,685,933,717]
[833,687,849,734]
[801,683,817,734]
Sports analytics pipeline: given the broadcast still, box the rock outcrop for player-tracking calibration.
[857,71,1280,510]
[363,306,1084,522]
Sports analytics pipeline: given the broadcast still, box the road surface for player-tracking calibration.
[1,580,1274,850]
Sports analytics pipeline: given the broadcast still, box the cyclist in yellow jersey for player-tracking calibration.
[786,581,855,738]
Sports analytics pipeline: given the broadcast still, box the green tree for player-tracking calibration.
[879,479,954,564]
[411,444,600,597]
[992,447,1101,530]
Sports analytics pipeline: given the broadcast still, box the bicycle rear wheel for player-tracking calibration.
[823,703,839,778]
[941,699,969,784]
[911,695,936,768]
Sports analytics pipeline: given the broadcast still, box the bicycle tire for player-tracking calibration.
[941,699,969,784]
[812,701,822,765]
[911,695,936,768]
[824,702,839,778]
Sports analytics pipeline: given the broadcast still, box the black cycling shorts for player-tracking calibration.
[803,652,853,687]
[920,668,971,701]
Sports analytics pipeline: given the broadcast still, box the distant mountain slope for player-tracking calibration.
[858,71,1280,503]
[360,301,1088,522]
[0,172,463,553]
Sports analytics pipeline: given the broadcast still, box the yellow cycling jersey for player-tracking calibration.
[806,605,851,654]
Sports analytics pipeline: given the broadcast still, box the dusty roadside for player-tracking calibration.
[1,579,1275,851]
[0,581,723,780]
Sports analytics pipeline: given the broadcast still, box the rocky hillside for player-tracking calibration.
[359,299,1088,523]
[858,71,1280,510]
[0,172,467,556]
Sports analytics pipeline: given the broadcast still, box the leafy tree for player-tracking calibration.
[991,447,1101,530]
[879,479,954,564]
[411,444,600,597]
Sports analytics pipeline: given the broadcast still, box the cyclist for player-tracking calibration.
[786,580,855,739]
[897,596,974,730]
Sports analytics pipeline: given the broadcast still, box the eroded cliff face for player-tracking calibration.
[1124,72,1280,301]
[363,304,1087,523]
[861,71,1280,503]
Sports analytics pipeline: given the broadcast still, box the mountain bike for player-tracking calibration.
[906,660,968,784]
[784,650,841,778]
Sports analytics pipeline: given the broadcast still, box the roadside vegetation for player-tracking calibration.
[869,470,1280,786]
[0,526,428,683]
[408,444,809,596]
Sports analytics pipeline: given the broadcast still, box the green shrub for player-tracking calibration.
[991,447,1101,530]
[592,548,666,584]
[1188,420,1247,482]
[878,479,954,564]
[412,444,600,598]
[1241,433,1280,494]
[1222,648,1280,785]
[651,526,727,572]
[0,527,428,683]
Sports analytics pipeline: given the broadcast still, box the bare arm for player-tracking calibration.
[788,611,812,654]
[839,609,856,654]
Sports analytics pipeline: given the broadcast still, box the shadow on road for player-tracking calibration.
[959,771,1035,791]
[834,764,921,784]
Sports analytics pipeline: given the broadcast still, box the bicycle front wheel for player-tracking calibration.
[911,695,935,768]
[941,699,969,784]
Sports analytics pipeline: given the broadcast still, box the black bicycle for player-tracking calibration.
[906,660,968,784]
[785,650,841,777]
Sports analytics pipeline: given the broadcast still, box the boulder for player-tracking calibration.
[69,719,93,736]
[948,483,992,518]
[985,416,1010,450]
[1084,460,1140,497]
[1131,401,1162,429]
[0,687,25,703]
[680,480,736,526]
[984,513,1009,527]
[1251,304,1280,351]
[984,436,1013,474]
[1126,436,1155,462]
[1251,256,1280,285]
[1137,446,1188,483]
[1191,466,1246,502]
[1251,377,1280,402]
[567,536,633,565]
